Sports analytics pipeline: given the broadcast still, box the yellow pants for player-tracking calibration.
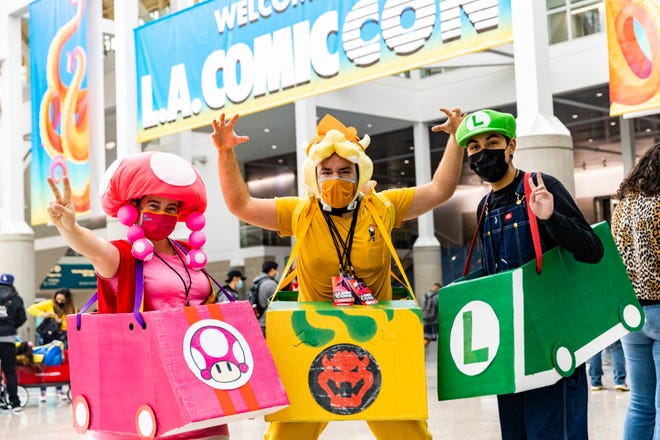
[264,420,432,440]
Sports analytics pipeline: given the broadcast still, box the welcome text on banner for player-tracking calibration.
[135,0,513,142]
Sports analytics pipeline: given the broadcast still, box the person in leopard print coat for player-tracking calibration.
[611,143,660,440]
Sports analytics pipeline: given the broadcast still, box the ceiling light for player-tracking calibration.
[572,114,578,119]
[404,159,410,164]
[264,128,270,133]
[645,128,651,132]
[400,171,405,176]
[409,146,414,151]
[588,138,593,142]
[277,158,284,163]
[596,92,603,97]
[367,123,373,128]
[610,121,616,126]
[247,172,295,191]
[271,145,278,149]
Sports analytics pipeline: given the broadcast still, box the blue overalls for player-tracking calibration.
[480,174,589,440]
[481,177,541,276]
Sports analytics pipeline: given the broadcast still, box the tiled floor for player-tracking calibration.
[1,344,630,439]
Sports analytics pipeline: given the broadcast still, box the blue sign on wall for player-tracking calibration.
[40,263,97,290]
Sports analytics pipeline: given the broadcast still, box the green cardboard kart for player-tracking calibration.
[437,222,643,400]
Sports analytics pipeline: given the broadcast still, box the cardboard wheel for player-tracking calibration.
[135,404,157,440]
[552,342,575,377]
[620,302,644,332]
[72,395,90,434]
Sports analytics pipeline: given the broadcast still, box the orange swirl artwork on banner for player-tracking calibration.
[605,0,660,116]
[29,0,90,225]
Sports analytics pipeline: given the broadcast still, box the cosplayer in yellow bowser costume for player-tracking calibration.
[211,109,465,439]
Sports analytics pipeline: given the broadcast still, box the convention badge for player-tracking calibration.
[345,277,378,305]
[332,275,355,306]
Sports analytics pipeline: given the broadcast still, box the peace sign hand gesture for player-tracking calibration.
[211,113,250,153]
[47,176,77,232]
[528,172,554,220]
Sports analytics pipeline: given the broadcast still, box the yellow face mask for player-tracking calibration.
[319,177,357,209]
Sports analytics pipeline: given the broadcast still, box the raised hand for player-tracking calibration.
[528,172,554,220]
[211,113,250,152]
[431,107,465,135]
[47,176,77,231]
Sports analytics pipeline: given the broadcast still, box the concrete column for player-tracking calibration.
[511,0,575,194]
[114,0,140,159]
[412,121,441,300]
[106,217,128,241]
[619,116,636,174]
[107,0,140,240]
[294,98,317,197]
[87,0,106,217]
[169,0,195,162]
[0,5,35,340]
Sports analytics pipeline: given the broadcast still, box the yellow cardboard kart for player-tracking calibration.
[266,297,426,422]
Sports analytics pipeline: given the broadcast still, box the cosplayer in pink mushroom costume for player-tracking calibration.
[95,151,214,314]
[46,151,229,439]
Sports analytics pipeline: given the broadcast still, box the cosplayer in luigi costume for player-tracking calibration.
[212,108,466,439]
[456,109,604,439]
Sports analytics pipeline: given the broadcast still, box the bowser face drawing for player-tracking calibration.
[183,319,254,389]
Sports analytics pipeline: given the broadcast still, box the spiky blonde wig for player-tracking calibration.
[302,114,373,199]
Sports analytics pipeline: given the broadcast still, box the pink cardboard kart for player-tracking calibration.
[67,300,288,439]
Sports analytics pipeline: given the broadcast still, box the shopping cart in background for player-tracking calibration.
[16,341,71,403]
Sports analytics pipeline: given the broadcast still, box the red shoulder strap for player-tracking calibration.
[524,172,543,274]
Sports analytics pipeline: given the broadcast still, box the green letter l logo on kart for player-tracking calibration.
[450,300,500,376]
[463,310,489,364]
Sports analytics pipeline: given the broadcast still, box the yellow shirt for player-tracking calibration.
[27,299,70,331]
[276,188,415,302]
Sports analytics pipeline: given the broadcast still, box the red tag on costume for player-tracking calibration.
[332,276,354,306]
[345,277,379,305]
[503,212,513,221]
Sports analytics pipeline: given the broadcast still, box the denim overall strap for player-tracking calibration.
[481,173,543,275]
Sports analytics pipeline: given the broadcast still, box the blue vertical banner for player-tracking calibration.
[30,0,90,225]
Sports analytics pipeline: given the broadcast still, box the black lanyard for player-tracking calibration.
[322,201,360,276]
[153,240,193,306]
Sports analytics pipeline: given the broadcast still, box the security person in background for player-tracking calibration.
[221,269,246,301]
[0,273,27,412]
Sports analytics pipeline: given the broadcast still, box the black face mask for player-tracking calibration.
[469,148,510,183]
[55,302,66,307]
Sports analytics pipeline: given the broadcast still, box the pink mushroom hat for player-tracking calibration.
[99,151,208,269]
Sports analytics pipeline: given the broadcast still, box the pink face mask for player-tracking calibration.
[141,210,178,241]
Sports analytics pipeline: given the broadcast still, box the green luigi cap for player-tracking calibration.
[456,109,517,147]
